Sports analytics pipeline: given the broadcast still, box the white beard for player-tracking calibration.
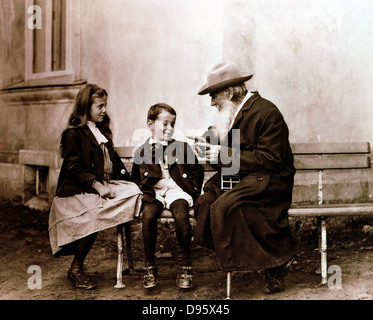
[213,100,239,141]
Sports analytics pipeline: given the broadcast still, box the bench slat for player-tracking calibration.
[116,146,135,158]
[158,208,195,219]
[289,203,373,217]
[294,155,371,170]
[118,142,371,157]
[291,142,370,155]
[117,143,371,158]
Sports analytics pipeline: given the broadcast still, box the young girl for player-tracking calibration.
[48,84,142,290]
[131,103,204,289]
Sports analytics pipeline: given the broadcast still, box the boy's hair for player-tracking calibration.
[147,103,177,121]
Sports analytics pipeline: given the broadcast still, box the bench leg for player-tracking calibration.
[318,217,328,285]
[124,222,134,271]
[114,224,125,288]
[226,272,231,300]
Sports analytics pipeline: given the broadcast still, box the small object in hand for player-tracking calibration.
[186,135,207,158]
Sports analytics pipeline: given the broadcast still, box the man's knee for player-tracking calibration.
[194,192,218,219]
[195,192,218,206]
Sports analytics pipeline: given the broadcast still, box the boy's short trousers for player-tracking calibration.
[154,187,193,209]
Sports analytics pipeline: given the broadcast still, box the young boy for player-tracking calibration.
[131,103,204,289]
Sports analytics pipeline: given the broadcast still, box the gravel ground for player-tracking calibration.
[1,199,373,307]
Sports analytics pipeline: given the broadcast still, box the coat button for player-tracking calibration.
[120,169,126,174]
[182,173,187,178]
[144,172,149,176]
[257,177,263,181]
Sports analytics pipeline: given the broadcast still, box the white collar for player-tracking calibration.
[87,121,108,145]
[148,137,168,146]
[229,91,253,129]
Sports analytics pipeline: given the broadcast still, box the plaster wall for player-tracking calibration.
[1,0,373,204]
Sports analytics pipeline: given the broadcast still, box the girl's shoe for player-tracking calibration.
[67,268,97,290]
[176,266,193,289]
[143,266,157,289]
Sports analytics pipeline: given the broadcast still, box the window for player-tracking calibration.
[25,0,72,80]
[35,165,49,197]
[23,165,49,203]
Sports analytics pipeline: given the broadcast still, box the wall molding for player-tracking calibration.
[0,82,85,106]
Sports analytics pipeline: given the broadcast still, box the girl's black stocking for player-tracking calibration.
[71,232,98,272]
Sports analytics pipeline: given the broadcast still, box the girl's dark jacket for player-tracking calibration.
[55,126,129,197]
[130,138,204,203]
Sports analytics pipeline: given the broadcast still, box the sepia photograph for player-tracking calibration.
[1,0,373,310]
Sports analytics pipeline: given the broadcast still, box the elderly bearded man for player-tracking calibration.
[193,61,298,294]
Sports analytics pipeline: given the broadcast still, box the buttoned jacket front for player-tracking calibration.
[130,138,204,203]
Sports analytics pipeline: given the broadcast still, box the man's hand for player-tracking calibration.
[92,181,116,199]
[195,142,221,163]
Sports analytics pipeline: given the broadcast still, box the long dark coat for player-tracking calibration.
[56,126,129,197]
[194,91,298,272]
[130,138,204,203]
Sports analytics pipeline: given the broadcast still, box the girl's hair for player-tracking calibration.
[147,103,177,121]
[68,84,111,135]
[60,84,111,156]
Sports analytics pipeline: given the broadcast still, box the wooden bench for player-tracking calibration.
[288,142,373,285]
[114,142,373,293]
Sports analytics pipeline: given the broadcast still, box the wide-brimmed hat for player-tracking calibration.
[198,61,253,95]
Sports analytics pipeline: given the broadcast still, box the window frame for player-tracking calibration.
[24,0,73,81]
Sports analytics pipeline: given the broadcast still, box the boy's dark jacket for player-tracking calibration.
[130,138,204,203]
